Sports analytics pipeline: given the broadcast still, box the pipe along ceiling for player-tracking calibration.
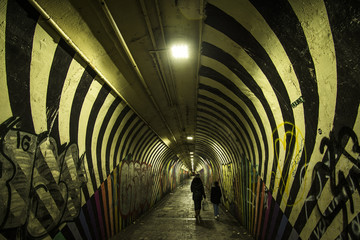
[1,0,360,239]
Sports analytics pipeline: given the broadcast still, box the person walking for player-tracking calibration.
[191,173,206,223]
[210,181,222,219]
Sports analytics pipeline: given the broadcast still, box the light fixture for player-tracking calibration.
[171,44,188,59]
[187,136,193,140]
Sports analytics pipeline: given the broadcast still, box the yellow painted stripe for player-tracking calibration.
[91,91,114,185]
[201,55,261,165]
[106,101,126,171]
[208,0,306,202]
[202,24,279,184]
[287,0,337,230]
[59,55,85,145]
[30,19,59,134]
[0,0,13,123]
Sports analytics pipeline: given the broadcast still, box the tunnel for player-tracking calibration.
[0,0,360,239]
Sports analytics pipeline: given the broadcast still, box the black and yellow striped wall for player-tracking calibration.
[1,0,360,240]
[0,1,187,239]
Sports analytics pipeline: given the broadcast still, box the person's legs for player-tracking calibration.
[213,203,219,218]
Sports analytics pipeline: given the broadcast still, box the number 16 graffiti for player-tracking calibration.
[0,117,87,238]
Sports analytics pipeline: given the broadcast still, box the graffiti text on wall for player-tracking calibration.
[119,160,152,217]
[308,127,360,240]
[0,117,87,238]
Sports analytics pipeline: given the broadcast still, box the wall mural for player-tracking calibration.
[0,117,87,238]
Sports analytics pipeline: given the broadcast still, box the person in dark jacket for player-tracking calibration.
[190,174,206,222]
[210,181,222,219]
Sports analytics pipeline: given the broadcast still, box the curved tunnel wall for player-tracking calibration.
[0,1,187,239]
[198,0,360,240]
[1,0,360,240]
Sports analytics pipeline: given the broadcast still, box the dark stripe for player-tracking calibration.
[197,116,241,159]
[199,67,271,175]
[113,113,137,164]
[199,93,260,169]
[248,0,319,212]
[6,0,39,132]
[205,3,293,194]
[70,66,95,200]
[133,129,153,161]
[85,84,111,191]
[197,103,244,160]
[97,97,121,177]
[105,105,130,169]
[124,122,146,161]
[119,119,142,161]
[198,83,269,168]
[47,39,75,148]
[58,225,74,240]
[324,0,360,135]
[202,41,281,174]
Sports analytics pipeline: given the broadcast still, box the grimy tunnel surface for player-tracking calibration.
[0,0,359,240]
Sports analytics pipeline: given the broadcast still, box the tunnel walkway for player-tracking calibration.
[112,178,254,240]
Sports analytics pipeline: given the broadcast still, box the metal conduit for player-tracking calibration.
[99,0,177,144]
[27,0,177,146]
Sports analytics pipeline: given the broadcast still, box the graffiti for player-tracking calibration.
[119,160,152,217]
[221,163,235,207]
[308,127,360,240]
[272,122,307,206]
[0,117,87,238]
[291,96,305,108]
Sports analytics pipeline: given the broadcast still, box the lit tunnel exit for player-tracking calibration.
[1,0,360,240]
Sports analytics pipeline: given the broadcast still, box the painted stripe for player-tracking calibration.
[119,119,142,160]
[67,222,83,240]
[0,0,12,123]
[108,174,115,236]
[288,228,299,240]
[256,183,265,238]
[59,56,85,144]
[98,95,120,177]
[79,80,102,193]
[105,101,127,172]
[288,0,338,226]
[94,191,105,240]
[114,113,137,162]
[267,201,279,240]
[79,209,92,240]
[253,176,261,235]
[106,104,131,168]
[6,0,39,132]
[201,54,261,164]
[204,2,290,193]
[101,182,110,239]
[323,0,360,134]
[275,215,288,240]
[46,39,75,146]
[197,99,245,159]
[261,192,272,240]
[87,198,100,240]
[86,84,111,185]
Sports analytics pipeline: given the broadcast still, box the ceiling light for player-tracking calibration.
[187,136,193,140]
[171,44,188,59]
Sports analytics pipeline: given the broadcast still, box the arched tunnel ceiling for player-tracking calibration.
[31,0,360,173]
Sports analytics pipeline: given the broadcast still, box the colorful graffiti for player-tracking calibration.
[119,161,152,217]
[0,117,87,238]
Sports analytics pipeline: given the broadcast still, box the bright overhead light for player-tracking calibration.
[187,136,193,140]
[171,44,188,59]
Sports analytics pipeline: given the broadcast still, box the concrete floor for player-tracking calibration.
[112,178,254,240]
